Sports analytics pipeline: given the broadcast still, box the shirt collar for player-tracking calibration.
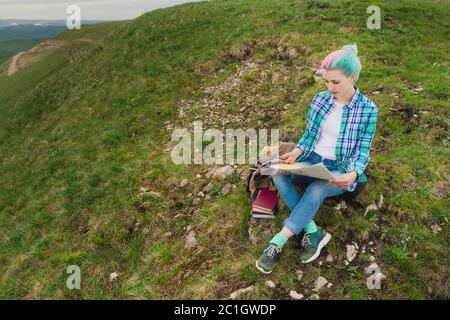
[328,86,361,109]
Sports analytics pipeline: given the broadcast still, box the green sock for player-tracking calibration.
[304,220,318,234]
[270,232,289,249]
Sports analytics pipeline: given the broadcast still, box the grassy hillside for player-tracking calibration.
[0,0,448,299]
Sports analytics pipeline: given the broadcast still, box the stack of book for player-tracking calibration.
[251,188,280,219]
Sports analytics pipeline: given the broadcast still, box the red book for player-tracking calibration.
[252,188,279,212]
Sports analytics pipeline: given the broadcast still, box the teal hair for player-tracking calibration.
[320,43,362,83]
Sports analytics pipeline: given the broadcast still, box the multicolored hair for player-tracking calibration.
[320,43,361,83]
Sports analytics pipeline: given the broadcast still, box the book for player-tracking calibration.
[251,188,279,219]
[270,162,341,180]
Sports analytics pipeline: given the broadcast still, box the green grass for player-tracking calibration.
[0,0,449,299]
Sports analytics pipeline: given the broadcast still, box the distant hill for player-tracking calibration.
[0,19,103,28]
[0,25,67,41]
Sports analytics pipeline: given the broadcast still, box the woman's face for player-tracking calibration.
[322,69,356,99]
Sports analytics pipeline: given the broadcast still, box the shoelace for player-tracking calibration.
[265,245,281,260]
[301,233,312,248]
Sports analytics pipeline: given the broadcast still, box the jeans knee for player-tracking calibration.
[305,183,326,201]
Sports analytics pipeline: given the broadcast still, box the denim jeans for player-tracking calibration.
[272,151,351,235]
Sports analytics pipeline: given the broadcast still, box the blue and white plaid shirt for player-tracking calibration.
[296,87,379,192]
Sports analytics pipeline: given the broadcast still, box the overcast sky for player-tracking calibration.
[0,0,205,20]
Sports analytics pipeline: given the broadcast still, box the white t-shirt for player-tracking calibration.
[313,100,345,160]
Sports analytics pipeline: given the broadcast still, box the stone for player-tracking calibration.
[222,183,232,195]
[326,254,334,263]
[230,286,253,299]
[364,201,378,216]
[296,270,304,282]
[265,280,276,289]
[377,193,384,208]
[212,165,234,179]
[109,272,118,282]
[203,182,214,193]
[431,224,442,234]
[346,244,358,262]
[164,231,172,237]
[313,276,328,292]
[185,230,198,249]
[289,290,304,300]
[370,255,375,262]
[180,179,188,188]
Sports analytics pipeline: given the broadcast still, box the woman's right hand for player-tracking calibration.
[280,147,303,164]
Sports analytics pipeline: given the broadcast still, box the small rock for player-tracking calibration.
[333,201,348,211]
[180,179,188,188]
[431,224,442,234]
[369,241,374,246]
[289,290,304,300]
[346,244,358,262]
[344,260,349,266]
[327,283,333,288]
[296,270,304,282]
[230,286,253,299]
[196,173,202,179]
[164,231,172,237]
[109,272,118,282]
[205,168,216,178]
[313,276,328,292]
[318,261,323,266]
[203,182,213,193]
[185,230,198,249]
[212,165,234,179]
[197,191,205,198]
[364,201,378,216]
[265,280,276,289]
[139,186,148,193]
[370,255,375,262]
[326,254,334,263]
[222,183,232,195]
[377,193,384,208]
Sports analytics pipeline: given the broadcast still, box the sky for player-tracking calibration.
[0,0,205,21]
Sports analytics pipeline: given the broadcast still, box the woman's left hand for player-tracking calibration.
[329,172,357,190]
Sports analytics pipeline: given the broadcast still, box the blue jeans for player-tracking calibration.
[272,151,351,235]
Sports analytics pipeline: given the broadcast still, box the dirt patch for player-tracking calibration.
[7,39,95,76]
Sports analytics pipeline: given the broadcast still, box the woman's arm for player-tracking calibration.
[346,106,379,178]
[295,94,319,152]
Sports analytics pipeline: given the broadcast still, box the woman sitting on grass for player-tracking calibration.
[256,43,379,274]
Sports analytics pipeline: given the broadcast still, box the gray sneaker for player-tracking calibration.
[255,242,282,274]
[299,227,331,263]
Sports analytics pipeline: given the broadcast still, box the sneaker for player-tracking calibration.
[255,242,282,274]
[299,227,331,263]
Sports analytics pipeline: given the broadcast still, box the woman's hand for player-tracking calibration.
[329,171,357,190]
[280,147,303,164]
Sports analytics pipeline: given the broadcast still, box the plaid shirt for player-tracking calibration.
[295,87,379,192]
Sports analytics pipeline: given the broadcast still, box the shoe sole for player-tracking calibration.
[255,260,273,274]
[301,232,331,264]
